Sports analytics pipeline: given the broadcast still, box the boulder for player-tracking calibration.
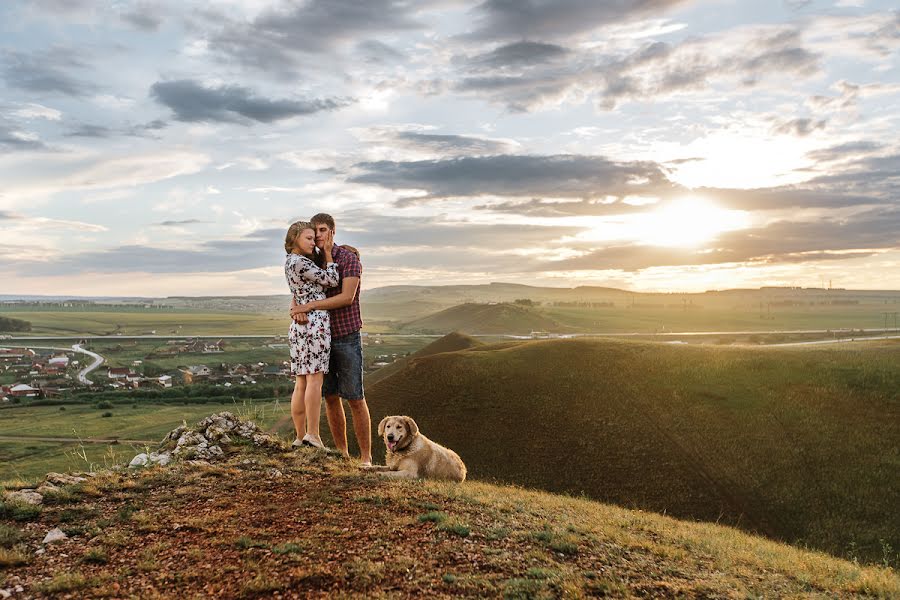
[129,453,149,468]
[3,490,43,505]
[45,473,88,486]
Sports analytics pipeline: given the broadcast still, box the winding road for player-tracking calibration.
[23,344,105,385]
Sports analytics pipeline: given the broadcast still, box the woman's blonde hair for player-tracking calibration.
[284,221,313,254]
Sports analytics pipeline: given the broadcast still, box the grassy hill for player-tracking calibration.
[1,441,897,598]
[400,303,570,335]
[366,336,900,565]
[367,332,483,386]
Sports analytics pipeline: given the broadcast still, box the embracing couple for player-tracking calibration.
[282,213,371,466]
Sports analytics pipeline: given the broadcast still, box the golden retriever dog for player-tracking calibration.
[362,416,466,482]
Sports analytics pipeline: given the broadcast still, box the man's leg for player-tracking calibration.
[347,398,372,465]
[325,394,349,458]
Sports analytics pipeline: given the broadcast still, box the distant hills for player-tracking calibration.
[367,331,482,386]
[366,334,900,563]
[398,302,570,335]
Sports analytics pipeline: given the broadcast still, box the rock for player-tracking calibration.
[45,473,87,486]
[267,468,283,478]
[3,490,43,505]
[42,528,68,544]
[0,589,10,599]
[35,482,59,494]
[148,451,172,466]
[129,453,149,468]
[34,548,45,556]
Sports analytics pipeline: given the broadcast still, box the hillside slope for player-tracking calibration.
[400,303,569,334]
[1,440,897,598]
[367,332,483,386]
[367,337,900,564]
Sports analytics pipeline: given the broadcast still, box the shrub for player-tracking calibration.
[102,411,113,418]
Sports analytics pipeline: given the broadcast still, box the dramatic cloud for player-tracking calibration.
[451,26,822,111]
[150,79,353,123]
[350,154,675,200]
[806,141,885,163]
[120,1,166,31]
[0,118,50,153]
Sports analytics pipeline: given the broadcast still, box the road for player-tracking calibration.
[22,344,105,385]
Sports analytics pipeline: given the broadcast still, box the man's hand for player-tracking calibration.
[291,302,314,317]
[292,310,309,324]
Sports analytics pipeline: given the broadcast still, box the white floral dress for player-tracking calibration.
[285,253,339,375]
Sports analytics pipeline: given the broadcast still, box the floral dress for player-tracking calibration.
[285,253,339,375]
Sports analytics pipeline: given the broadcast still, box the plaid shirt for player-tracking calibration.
[327,244,363,338]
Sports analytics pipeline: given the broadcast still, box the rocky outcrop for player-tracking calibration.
[129,412,283,468]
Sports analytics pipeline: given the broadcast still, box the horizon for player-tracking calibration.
[1,0,899,295]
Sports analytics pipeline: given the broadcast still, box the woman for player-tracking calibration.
[284,221,338,449]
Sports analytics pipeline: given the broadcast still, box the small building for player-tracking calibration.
[158,375,173,388]
[10,383,40,398]
[179,365,211,385]
[48,355,70,367]
[107,367,131,380]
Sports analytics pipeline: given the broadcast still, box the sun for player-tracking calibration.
[628,197,750,248]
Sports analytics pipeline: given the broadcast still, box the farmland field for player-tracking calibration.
[0,400,286,481]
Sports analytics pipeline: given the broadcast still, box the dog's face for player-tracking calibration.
[378,416,419,452]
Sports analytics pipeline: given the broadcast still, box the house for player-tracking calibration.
[107,367,131,380]
[0,348,35,362]
[48,355,70,367]
[179,365,211,385]
[158,375,173,388]
[10,383,40,398]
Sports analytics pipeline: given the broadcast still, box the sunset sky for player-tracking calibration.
[1,0,898,296]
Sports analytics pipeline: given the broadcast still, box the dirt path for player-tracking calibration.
[0,434,154,445]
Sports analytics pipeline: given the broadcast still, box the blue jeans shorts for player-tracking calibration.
[323,331,365,401]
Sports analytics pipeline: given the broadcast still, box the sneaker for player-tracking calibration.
[291,438,304,448]
[360,460,373,468]
[301,434,325,449]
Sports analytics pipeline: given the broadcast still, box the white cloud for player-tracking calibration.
[12,103,62,120]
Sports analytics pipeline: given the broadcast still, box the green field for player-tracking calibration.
[0,310,286,336]
[0,400,286,481]
[367,336,900,565]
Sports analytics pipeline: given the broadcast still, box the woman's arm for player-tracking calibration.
[293,257,339,287]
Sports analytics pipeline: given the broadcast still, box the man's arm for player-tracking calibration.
[291,276,359,315]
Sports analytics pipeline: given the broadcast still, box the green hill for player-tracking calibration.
[367,337,900,565]
[2,436,897,597]
[367,332,483,386]
[400,303,569,335]
[0,316,30,332]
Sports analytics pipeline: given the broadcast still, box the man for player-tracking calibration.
[290,213,372,466]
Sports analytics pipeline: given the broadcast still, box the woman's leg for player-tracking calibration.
[290,375,307,441]
[304,372,324,440]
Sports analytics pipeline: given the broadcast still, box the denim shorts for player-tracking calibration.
[323,331,365,401]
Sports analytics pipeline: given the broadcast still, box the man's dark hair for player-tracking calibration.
[310,213,335,231]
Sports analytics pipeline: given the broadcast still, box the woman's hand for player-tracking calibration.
[322,229,335,259]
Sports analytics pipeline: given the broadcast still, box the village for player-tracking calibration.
[0,335,410,402]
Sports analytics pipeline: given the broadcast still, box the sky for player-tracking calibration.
[0,0,899,297]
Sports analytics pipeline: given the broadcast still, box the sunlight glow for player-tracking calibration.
[627,197,750,248]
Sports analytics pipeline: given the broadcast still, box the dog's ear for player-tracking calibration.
[377,416,389,437]
[402,416,419,437]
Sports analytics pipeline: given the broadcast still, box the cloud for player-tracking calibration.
[11,103,62,121]
[463,41,570,69]
[805,141,885,163]
[57,151,211,193]
[150,79,353,123]
[476,198,655,217]
[154,219,208,227]
[206,0,424,72]
[554,207,900,271]
[356,127,519,157]
[771,118,827,137]
[1,49,96,97]
[0,120,50,153]
[464,0,692,41]
[450,26,822,111]
[349,154,674,201]
[120,1,166,31]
